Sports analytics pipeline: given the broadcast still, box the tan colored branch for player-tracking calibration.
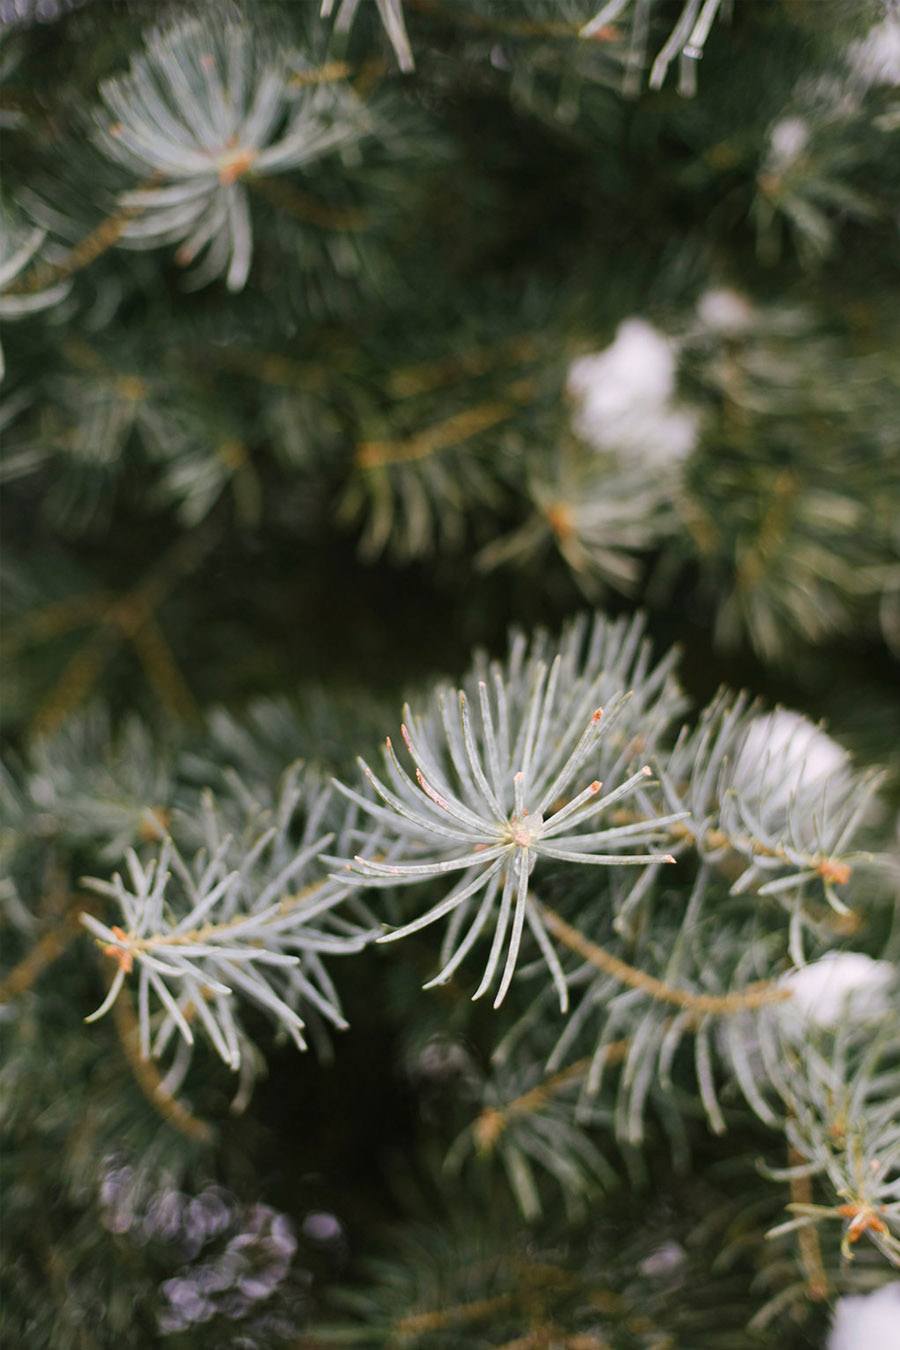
[674,489,720,555]
[356,380,534,469]
[788,1147,829,1302]
[0,908,85,1002]
[29,633,115,740]
[497,1334,608,1350]
[9,177,159,296]
[393,1292,517,1338]
[613,812,852,889]
[735,469,799,593]
[539,905,790,1015]
[388,335,539,398]
[130,616,199,722]
[26,528,213,739]
[475,1046,629,1153]
[288,60,352,88]
[208,346,331,389]
[91,876,329,965]
[112,988,214,1145]
[4,593,109,653]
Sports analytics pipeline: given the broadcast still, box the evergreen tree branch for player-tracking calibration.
[4,594,110,651]
[29,632,116,742]
[611,809,854,891]
[0,902,88,1002]
[788,1144,829,1304]
[474,1045,629,1153]
[388,335,540,398]
[392,1292,518,1337]
[110,982,214,1145]
[6,180,157,296]
[89,875,330,959]
[79,774,373,1071]
[288,60,353,89]
[128,617,199,723]
[355,382,533,469]
[538,903,791,1014]
[27,529,214,738]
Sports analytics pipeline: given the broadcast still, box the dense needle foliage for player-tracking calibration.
[1,2,898,1347]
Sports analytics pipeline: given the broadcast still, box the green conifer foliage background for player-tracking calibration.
[1,2,899,1346]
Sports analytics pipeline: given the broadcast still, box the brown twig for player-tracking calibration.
[0,905,88,1002]
[788,1146,829,1302]
[111,988,214,1145]
[356,379,534,469]
[475,1047,629,1153]
[4,593,109,653]
[388,335,540,398]
[129,616,199,722]
[90,877,330,970]
[9,177,159,296]
[288,60,352,88]
[206,346,332,389]
[497,1334,609,1350]
[393,1293,517,1338]
[610,811,853,890]
[29,633,115,740]
[735,469,799,593]
[539,905,790,1015]
[26,528,214,739]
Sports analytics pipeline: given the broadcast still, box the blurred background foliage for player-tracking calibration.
[1,0,898,1346]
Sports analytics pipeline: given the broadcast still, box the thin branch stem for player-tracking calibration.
[614,810,852,887]
[355,380,534,469]
[91,877,329,958]
[735,469,799,593]
[388,334,540,398]
[288,60,353,88]
[28,527,214,738]
[392,1293,517,1337]
[0,904,88,1002]
[539,904,790,1014]
[129,615,199,722]
[9,177,159,296]
[475,1045,629,1152]
[111,986,214,1145]
[788,1145,829,1302]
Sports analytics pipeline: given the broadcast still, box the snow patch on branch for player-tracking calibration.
[567,318,699,469]
[828,1282,900,1350]
[780,951,895,1032]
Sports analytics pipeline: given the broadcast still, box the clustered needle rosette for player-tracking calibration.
[327,614,686,1010]
[79,767,376,1074]
[764,1015,900,1269]
[658,694,886,963]
[94,18,370,292]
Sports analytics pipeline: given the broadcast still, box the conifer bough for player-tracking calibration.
[77,611,884,1075]
[94,19,371,291]
[328,613,684,1010]
[79,768,376,1075]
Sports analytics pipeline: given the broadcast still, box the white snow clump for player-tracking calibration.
[828,1282,900,1350]
[779,951,895,1035]
[567,318,698,468]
